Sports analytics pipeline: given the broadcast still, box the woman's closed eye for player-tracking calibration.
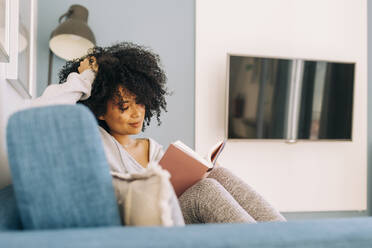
[120,100,130,111]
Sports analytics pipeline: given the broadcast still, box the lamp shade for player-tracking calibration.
[49,5,95,60]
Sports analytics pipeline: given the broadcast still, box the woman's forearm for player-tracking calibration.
[24,69,95,108]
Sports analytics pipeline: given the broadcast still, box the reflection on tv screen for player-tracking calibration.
[227,55,355,140]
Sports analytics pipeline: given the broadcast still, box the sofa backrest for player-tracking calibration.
[6,104,121,230]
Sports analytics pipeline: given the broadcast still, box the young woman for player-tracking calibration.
[31,42,285,224]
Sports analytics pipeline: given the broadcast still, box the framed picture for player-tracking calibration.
[0,0,10,62]
[5,0,36,98]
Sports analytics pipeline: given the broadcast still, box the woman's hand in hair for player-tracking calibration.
[78,56,98,74]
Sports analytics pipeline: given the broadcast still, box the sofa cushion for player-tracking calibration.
[0,185,22,230]
[111,163,185,226]
[6,105,121,229]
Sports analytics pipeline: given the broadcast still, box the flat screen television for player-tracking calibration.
[226,54,355,141]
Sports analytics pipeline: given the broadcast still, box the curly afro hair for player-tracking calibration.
[58,42,170,132]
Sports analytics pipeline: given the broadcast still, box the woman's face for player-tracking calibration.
[99,87,146,136]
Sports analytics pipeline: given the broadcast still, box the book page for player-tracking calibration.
[206,139,227,165]
[173,141,212,168]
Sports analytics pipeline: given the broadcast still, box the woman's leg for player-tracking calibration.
[178,178,256,224]
[207,167,286,222]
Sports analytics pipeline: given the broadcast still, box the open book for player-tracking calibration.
[158,139,227,197]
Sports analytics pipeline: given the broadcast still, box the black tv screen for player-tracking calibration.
[227,55,355,140]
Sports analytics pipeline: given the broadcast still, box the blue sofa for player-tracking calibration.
[1,105,371,248]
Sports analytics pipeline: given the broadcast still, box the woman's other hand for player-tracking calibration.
[78,56,98,74]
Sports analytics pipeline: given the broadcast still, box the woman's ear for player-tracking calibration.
[98,115,105,121]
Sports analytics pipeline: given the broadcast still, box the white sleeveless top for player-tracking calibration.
[99,127,165,174]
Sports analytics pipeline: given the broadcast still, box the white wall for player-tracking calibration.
[0,0,37,189]
[0,64,27,189]
[196,0,367,212]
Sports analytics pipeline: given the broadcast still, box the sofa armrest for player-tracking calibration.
[6,105,120,229]
[0,185,22,230]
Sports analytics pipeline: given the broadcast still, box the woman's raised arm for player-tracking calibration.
[23,57,98,109]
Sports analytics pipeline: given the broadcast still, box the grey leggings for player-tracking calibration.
[178,167,286,224]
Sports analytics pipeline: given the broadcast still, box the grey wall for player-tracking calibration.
[37,0,195,149]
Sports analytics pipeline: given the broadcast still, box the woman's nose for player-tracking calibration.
[130,104,141,117]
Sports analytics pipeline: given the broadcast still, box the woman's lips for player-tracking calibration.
[129,121,142,128]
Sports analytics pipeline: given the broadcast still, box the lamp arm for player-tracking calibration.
[48,49,54,86]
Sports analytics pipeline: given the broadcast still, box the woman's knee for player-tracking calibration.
[208,166,230,178]
[179,178,221,204]
[194,178,223,195]
[198,177,219,187]
[193,178,230,203]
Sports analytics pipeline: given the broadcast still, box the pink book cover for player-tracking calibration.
[158,140,226,197]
